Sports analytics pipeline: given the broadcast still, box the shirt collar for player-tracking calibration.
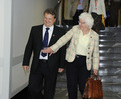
[80,29,91,36]
[43,25,54,31]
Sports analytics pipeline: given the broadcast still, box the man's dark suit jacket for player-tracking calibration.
[22,25,66,74]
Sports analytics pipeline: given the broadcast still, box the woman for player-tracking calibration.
[42,12,99,99]
[89,0,106,33]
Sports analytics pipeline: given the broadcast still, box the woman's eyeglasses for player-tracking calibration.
[78,21,85,24]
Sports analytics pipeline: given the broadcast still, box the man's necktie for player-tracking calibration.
[41,28,50,57]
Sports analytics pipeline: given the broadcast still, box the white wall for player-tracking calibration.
[0,0,10,99]
[10,0,57,98]
[0,68,3,99]
[0,0,4,58]
[2,0,12,98]
[0,0,4,97]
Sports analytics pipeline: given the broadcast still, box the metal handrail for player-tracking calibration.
[54,0,63,25]
[54,0,62,10]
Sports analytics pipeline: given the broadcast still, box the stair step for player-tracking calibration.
[99,39,120,42]
[56,81,67,88]
[99,27,121,33]
[99,65,121,69]
[100,56,121,59]
[103,82,121,86]
[99,37,115,41]
[99,69,121,75]
[56,79,121,92]
[57,73,66,81]
[99,72,121,75]
[99,44,121,48]
[102,83,121,92]
[100,57,121,61]
[100,60,121,64]
[103,91,121,97]
[99,50,121,53]
[100,54,121,59]
[99,42,121,46]
[100,53,121,55]
[100,76,121,83]
[99,47,121,51]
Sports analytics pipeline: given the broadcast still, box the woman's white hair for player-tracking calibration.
[79,12,94,29]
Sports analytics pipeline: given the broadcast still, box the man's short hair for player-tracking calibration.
[44,8,56,18]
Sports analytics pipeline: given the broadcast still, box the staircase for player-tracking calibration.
[99,27,121,93]
[56,27,121,93]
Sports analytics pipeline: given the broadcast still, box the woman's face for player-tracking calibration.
[78,19,89,30]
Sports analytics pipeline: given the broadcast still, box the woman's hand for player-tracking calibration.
[42,47,54,56]
[93,69,98,75]
[104,17,106,20]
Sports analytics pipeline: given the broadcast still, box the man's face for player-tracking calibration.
[44,13,56,27]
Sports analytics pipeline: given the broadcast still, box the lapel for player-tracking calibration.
[88,29,94,48]
[37,25,43,49]
[48,25,56,46]
[74,26,81,45]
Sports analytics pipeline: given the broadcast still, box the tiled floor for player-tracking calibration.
[11,87,121,99]
[54,88,121,99]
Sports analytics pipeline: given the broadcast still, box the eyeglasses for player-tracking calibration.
[78,21,85,24]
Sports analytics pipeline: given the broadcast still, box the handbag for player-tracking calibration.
[83,74,103,99]
[91,12,105,30]
[102,15,105,26]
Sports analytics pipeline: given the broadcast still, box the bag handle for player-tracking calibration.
[92,73,99,80]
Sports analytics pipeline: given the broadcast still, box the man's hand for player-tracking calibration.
[23,66,29,73]
[58,68,64,73]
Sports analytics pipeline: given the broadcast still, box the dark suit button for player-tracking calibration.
[88,58,89,59]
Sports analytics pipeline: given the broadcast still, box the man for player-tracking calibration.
[109,0,121,27]
[22,8,66,99]
[71,0,89,25]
